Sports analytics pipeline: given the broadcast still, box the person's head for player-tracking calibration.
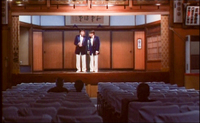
[137,83,150,101]
[79,29,85,37]
[74,80,84,92]
[56,77,64,88]
[89,30,95,37]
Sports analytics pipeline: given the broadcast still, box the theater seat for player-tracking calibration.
[3,114,52,123]
[56,115,103,123]
[18,107,57,118]
[3,107,18,118]
[61,101,95,108]
[36,99,63,103]
[128,101,162,122]
[30,102,61,109]
[3,103,29,108]
[57,107,97,116]
[138,105,180,122]
[154,111,199,123]
[180,105,199,113]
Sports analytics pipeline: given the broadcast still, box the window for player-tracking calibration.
[147,35,161,61]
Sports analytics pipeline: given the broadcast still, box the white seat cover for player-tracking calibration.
[128,101,162,123]
[154,110,199,123]
[30,102,61,109]
[3,103,29,108]
[61,101,94,108]
[18,107,57,118]
[57,107,97,116]
[4,114,52,123]
[3,107,18,118]
[139,105,180,122]
[180,105,199,113]
[56,115,103,123]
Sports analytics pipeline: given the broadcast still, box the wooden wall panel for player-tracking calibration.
[173,28,199,86]
[134,31,145,70]
[95,31,110,69]
[64,31,78,69]
[19,27,29,65]
[147,62,161,71]
[185,74,199,90]
[33,32,43,71]
[112,31,134,69]
[43,31,63,69]
[2,26,9,90]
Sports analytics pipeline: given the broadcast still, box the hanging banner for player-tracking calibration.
[66,16,109,26]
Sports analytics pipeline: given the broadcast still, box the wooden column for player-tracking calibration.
[161,15,169,71]
[11,16,20,74]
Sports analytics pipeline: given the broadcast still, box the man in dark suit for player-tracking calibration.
[47,77,69,93]
[87,30,100,72]
[74,29,87,72]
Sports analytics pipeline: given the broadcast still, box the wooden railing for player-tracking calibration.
[10,0,170,6]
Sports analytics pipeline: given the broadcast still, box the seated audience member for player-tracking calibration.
[47,78,69,93]
[121,83,155,122]
[74,80,84,92]
[137,82,154,102]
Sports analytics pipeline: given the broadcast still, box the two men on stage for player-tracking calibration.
[74,30,100,72]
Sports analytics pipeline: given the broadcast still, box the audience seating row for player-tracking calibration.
[2,82,103,123]
[97,82,199,123]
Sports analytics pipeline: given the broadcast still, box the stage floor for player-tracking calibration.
[12,70,170,85]
[21,70,149,74]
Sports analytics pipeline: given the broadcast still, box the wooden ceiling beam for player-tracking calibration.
[10,5,169,15]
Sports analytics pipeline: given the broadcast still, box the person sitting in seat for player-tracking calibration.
[47,77,69,93]
[137,82,154,102]
[121,82,155,122]
[74,80,84,92]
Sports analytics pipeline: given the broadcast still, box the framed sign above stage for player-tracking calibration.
[65,16,109,26]
[133,0,169,5]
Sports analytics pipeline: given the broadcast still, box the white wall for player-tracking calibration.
[32,16,40,25]
[146,14,161,23]
[19,15,31,23]
[41,16,65,26]
[136,15,145,25]
[110,15,135,26]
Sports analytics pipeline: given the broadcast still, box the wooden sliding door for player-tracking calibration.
[33,32,43,71]
[95,31,111,69]
[64,31,78,69]
[134,31,145,70]
[43,31,63,69]
[112,31,134,69]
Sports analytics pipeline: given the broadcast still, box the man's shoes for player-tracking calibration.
[76,70,81,73]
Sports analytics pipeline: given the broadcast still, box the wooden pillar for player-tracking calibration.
[161,15,169,71]
[11,16,20,74]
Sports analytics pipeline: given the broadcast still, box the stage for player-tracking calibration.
[12,70,170,85]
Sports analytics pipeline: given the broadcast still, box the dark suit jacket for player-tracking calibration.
[74,35,87,55]
[87,36,100,55]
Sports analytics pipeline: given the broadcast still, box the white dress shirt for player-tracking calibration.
[91,36,94,46]
[80,35,83,45]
